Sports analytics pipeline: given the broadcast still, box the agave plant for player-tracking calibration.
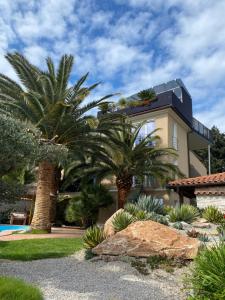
[112,211,135,232]
[202,206,224,224]
[136,195,164,215]
[83,226,105,249]
[169,204,199,223]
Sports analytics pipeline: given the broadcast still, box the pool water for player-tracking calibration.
[0,225,29,232]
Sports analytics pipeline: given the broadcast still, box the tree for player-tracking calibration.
[77,120,181,208]
[0,53,113,231]
[196,126,225,173]
[0,113,38,177]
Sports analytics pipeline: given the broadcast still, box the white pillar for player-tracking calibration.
[208,144,211,175]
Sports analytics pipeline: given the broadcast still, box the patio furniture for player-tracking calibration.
[10,212,28,225]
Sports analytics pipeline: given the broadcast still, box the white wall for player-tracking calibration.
[196,195,225,213]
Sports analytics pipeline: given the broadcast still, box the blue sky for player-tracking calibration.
[0,0,225,130]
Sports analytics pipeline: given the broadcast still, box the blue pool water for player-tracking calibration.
[0,225,29,232]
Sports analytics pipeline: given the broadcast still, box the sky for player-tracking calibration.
[0,0,225,130]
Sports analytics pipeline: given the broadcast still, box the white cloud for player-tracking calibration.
[0,0,225,131]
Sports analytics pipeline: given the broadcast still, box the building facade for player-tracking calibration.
[105,79,211,207]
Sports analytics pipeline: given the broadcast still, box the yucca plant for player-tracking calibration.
[112,211,135,232]
[202,206,224,224]
[136,195,164,215]
[169,204,199,223]
[83,226,105,249]
[186,243,225,299]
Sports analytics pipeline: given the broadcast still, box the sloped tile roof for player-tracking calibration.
[168,172,225,187]
[194,189,225,196]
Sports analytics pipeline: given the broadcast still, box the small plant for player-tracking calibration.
[163,205,173,215]
[124,203,139,216]
[112,211,135,232]
[186,229,199,238]
[152,214,169,225]
[202,206,224,224]
[198,233,209,242]
[147,255,167,270]
[136,195,164,215]
[83,226,105,249]
[137,89,156,101]
[185,243,225,299]
[169,204,199,223]
[217,223,225,241]
[172,222,183,230]
[84,249,96,260]
[131,260,149,275]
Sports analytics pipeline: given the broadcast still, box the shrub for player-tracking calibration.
[202,206,224,224]
[186,243,225,299]
[136,195,164,215]
[112,211,135,232]
[169,204,199,223]
[65,184,113,227]
[83,226,105,249]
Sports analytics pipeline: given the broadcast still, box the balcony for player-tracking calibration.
[192,118,211,141]
[188,118,211,150]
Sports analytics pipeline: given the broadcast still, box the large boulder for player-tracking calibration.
[93,220,200,259]
[103,209,124,237]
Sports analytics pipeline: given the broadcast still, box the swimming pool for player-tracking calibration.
[0,225,29,232]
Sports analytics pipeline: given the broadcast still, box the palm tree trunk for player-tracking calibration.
[31,161,55,232]
[50,167,61,223]
[116,176,133,209]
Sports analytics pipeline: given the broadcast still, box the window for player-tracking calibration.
[135,120,155,145]
[172,122,178,150]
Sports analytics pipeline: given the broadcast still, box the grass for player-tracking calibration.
[0,276,43,300]
[0,238,83,261]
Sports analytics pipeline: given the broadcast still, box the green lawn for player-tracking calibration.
[0,238,83,261]
[0,276,43,300]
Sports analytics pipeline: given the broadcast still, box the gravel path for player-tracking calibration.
[0,251,187,300]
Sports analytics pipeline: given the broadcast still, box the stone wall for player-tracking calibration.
[196,195,225,213]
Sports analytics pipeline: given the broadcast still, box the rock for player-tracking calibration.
[103,209,124,237]
[192,221,211,229]
[180,221,192,230]
[197,218,208,223]
[93,220,200,259]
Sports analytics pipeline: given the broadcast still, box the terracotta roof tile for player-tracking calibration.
[168,172,225,187]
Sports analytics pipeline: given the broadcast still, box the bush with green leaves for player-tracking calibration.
[83,226,105,249]
[169,204,199,223]
[112,211,135,232]
[202,206,224,224]
[186,243,225,299]
[135,195,164,215]
[65,184,113,227]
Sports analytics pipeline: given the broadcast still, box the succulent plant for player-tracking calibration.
[112,211,135,232]
[202,206,224,224]
[83,226,105,249]
[169,204,199,223]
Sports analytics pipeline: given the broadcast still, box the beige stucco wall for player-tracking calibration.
[189,151,207,177]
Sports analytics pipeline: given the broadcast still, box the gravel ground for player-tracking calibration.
[0,251,188,300]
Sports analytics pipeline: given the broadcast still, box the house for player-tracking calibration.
[102,79,211,208]
[168,172,225,212]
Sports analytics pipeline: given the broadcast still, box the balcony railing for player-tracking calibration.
[192,117,211,141]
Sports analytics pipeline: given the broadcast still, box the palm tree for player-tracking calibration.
[81,120,182,208]
[0,52,114,231]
